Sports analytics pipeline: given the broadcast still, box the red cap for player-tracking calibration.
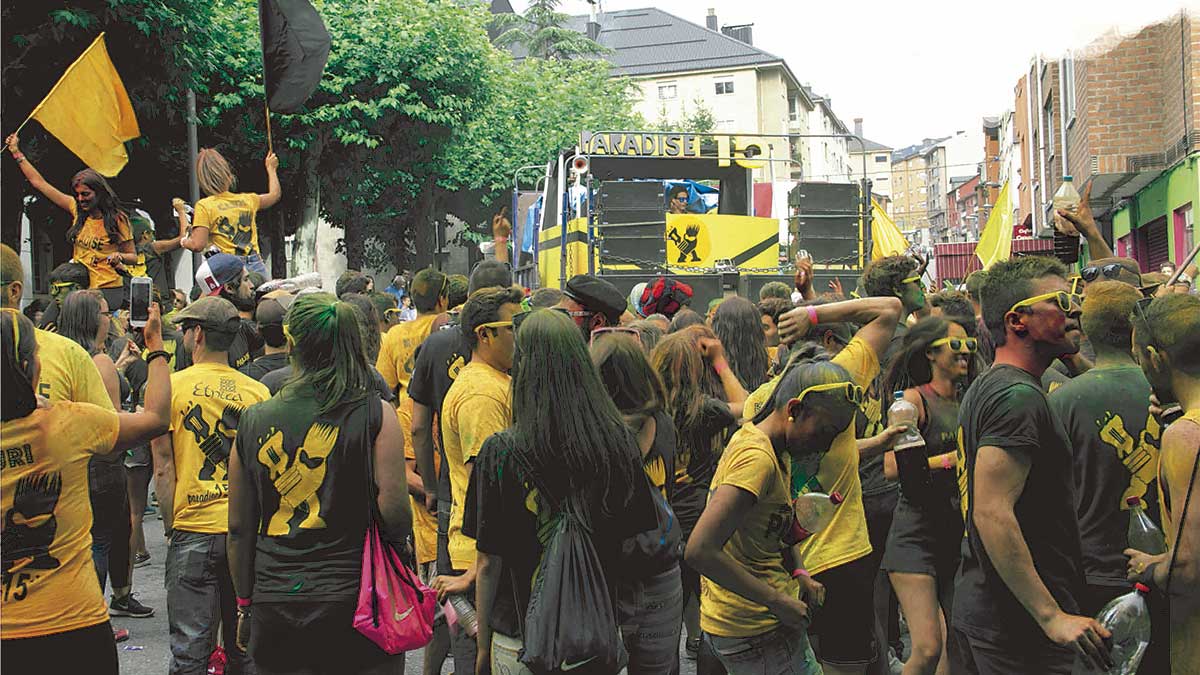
[830,492,844,505]
[1126,496,1141,506]
[1135,583,1150,594]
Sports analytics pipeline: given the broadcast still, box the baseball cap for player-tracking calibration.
[563,274,626,323]
[195,254,245,297]
[255,290,296,327]
[171,296,240,331]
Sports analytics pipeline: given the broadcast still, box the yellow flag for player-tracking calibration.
[975,181,1013,269]
[26,33,140,176]
[870,199,910,261]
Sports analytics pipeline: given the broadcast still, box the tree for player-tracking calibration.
[652,97,716,134]
[491,0,609,61]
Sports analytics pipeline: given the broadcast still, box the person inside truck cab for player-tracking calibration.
[668,187,690,215]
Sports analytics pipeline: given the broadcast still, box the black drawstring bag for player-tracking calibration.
[508,440,627,674]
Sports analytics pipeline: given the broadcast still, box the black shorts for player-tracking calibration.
[809,553,878,666]
[880,492,963,579]
[2,620,117,674]
[250,600,402,674]
[949,625,1073,675]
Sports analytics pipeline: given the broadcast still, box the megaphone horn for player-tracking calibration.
[571,155,590,174]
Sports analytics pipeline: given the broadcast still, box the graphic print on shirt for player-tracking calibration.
[182,402,245,484]
[256,423,341,535]
[1,471,63,594]
[1096,411,1161,509]
[956,426,968,525]
[212,210,255,256]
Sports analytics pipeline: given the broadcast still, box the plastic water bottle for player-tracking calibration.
[448,594,478,636]
[1126,497,1167,555]
[1052,176,1082,234]
[1071,584,1151,675]
[783,491,843,545]
[888,391,931,500]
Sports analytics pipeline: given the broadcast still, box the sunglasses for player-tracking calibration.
[552,307,595,320]
[671,196,687,202]
[475,319,513,335]
[930,336,978,353]
[1009,290,1081,315]
[589,326,639,346]
[1080,263,1139,285]
[792,381,865,409]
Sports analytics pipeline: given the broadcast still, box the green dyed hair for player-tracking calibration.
[446,274,469,309]
[410,268,447,313]
[283,293,373,414]
[1131,293,1200,376]
[759,281,792,301]
[1081,281,1139,353]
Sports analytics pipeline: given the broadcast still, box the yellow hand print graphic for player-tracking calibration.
[1096,412,1159,508]
[258,424,340,535]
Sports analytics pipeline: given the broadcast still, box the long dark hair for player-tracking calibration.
[2,309,39,421]
[651,325,727,466]
[58,289,105,354]
[68,169,128,245]
[881,316,975,397]
[591,331,667,422]
[284,293,373,415]
[713,296,770,391]
[511,309,642,504]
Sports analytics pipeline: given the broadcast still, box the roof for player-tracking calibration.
[508,7,813,107]
[849,137,891,153]
[801,85,850,135]
[892,136,950,163]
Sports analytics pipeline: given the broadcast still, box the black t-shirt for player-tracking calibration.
[261,364,394,403]
[174,317,263,373]
[462,429,658,639]
[243,352,290,383]
[1048,365,1161,587]
[671,396,737,534]
[235,387,381,602]
[408,325,471,506]
[954,364,1084,642]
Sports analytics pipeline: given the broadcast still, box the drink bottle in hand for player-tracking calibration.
[1071,584,1150,675]
[888,392,931,500]
[1126,497,1167,555]
[783,492,843,546]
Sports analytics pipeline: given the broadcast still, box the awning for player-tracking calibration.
[934,238,1055,285]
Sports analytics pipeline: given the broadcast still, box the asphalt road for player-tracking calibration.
[114,516,699,674]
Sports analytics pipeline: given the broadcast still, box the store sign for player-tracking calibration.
[580,131,766,168]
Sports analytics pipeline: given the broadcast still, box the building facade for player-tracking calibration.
[849,118,894,203]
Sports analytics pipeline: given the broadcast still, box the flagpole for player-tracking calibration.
[265,102,273,154]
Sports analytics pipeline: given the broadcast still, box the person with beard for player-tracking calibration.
[6,134,135,310]
[554,274,626,343]
[951,256,1111,674]
[174,254,263,373]
[151,296,270,675]
[1125,293,1200,674]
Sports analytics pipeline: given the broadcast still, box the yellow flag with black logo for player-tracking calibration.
[25,33,140,177]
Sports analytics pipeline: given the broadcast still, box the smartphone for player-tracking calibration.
[129,277,152,329]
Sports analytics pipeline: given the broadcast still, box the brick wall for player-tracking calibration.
[1014,74,1033,226]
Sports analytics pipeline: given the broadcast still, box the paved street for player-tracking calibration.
[115,516,698,674]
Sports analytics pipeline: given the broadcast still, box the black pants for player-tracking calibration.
[250,601,405,675]
[2,621,118,674]
[89,458,131,592]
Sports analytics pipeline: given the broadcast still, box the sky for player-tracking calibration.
[514,0,1200,149]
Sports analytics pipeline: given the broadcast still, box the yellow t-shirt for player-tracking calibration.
[1158,409,1200,671]
[441,361,511,570]
[1,402,120,639]
[68,202,133,289]
[742,335,880,575]
[193,192,260,256]
[34,329,113,409]
[168,362,270,533]
[398,393,441,565]
[377,313,439,395]
[699,423,799,637]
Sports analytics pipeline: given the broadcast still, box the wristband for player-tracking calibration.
[12,153,25,163]
[805,305,819,327]
[791,568,810,579]
[714,360,728,375]
[941,455,952,470]
[237,596,252,609]
[146,350,171,365]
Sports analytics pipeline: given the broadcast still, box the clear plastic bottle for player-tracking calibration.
[448,593,478,636]
[783,491,843,545]
[1126,497,1167,555]
[1053,176,1081,234]
[1071,584,1151,675]
[888,391,931,499]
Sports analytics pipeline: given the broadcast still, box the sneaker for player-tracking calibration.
[888,649,905,675]
[113,628,130,643]
[110,593,155,618]
[685,636,701,660]
[133,552,151,568]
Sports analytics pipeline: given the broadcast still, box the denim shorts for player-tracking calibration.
[707,624,823,675]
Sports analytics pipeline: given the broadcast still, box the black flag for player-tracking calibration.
[258,0,331,114]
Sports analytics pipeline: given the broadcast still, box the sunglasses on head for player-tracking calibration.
[1008,290,1081,315]
[589,326,639,346]
[1080,263,1139,285]
[792,381,865,410]
[930,336,978,353]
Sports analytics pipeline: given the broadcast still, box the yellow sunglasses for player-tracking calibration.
[476,319,513,334]
[792,381,865,409]
[901,275,922,284]
[1008,290,1081,315]
[931,336,978,353]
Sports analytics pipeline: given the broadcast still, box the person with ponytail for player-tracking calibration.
[150,296,271,675]
[1,304,171,674]
[226,293,409,675]
[877,317,976,675]
[465,309,656,674]
[178,147,280,277]
[5,134,134,308]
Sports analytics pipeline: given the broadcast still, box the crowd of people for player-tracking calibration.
[1,138,1199,675]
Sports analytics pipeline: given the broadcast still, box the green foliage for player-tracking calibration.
[492,0,610,60]
[652,97,716,134]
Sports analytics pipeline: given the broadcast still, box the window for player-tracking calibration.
[1175,203,1194,265]
[875,155,888,163]
[715,79,734,95]
[1044,97,1056,157]
[657,84,677,100]
[788,95,799,122]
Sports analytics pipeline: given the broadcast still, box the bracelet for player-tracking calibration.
[791,568,810,579]
[942,455,952,470]
[12,153,25,163]
[146,350,171,365]
[236,596,252,609]
[805,305,819,327]
[714,360,728,375]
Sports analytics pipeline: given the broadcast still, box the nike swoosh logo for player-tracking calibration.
[560,656,598,670]
[393,606,414,622]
